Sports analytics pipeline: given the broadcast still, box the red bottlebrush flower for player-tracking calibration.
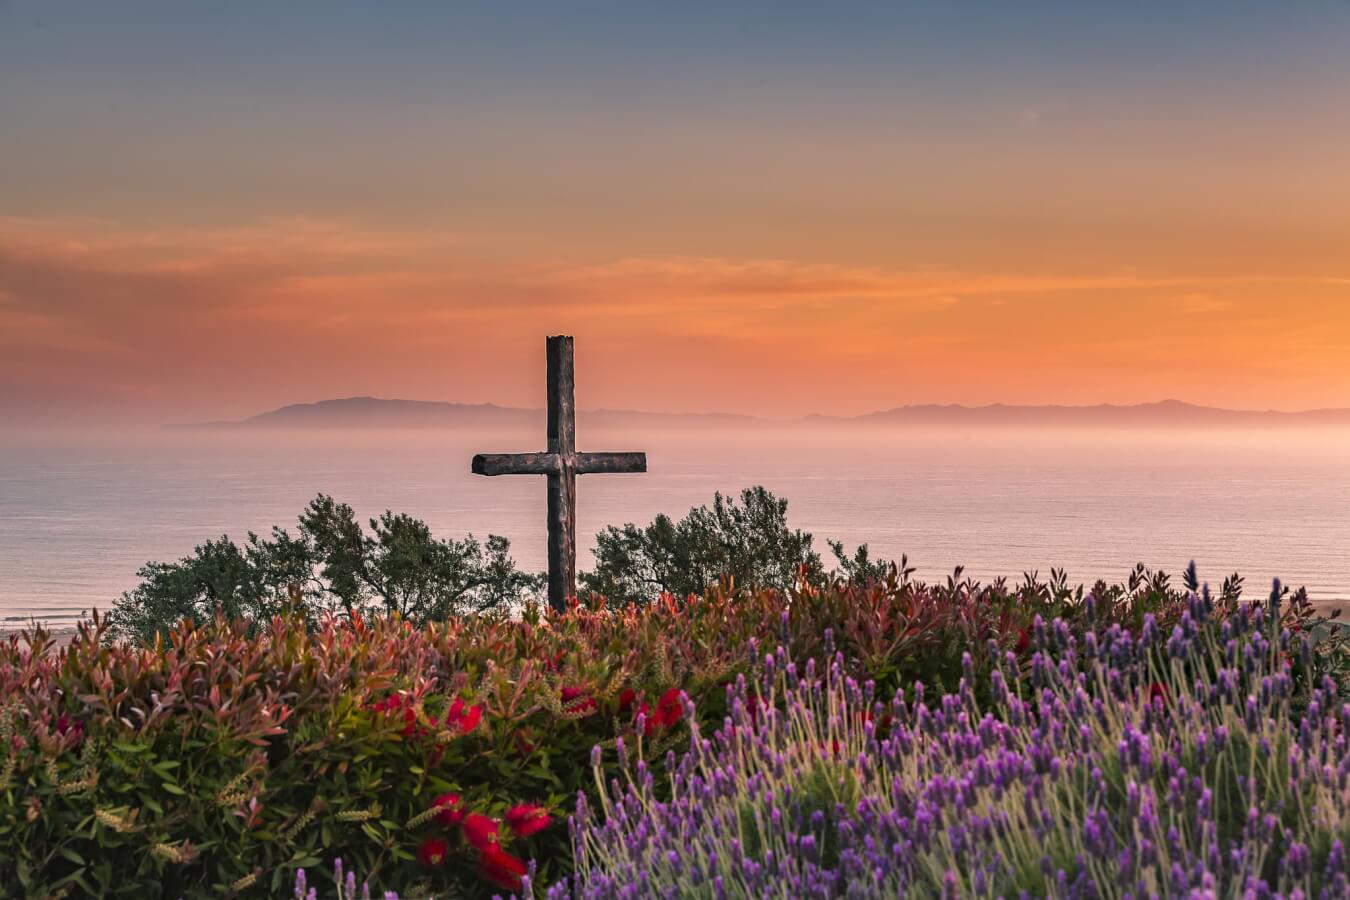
[418,836,451,867]
[446,698,483,734]
[560,685,588,702]
[463,813,499,851]
[655,688,684,728]
[401,707,417,737]
[504,803,551,838]
[433,792,464,826]
[477,845,528,893]
[617,688,638,713]
[1015,628,1032,654]
[1148,682,1170,706]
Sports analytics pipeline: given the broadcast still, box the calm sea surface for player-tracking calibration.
[3,425,1349,625]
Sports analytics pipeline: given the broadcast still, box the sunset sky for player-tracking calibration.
[3,2,1349,424]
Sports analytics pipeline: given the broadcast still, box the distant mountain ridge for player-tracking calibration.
[841,399,1350,426]
[169,396,1350,430]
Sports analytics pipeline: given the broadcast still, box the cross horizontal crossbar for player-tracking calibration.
[472,451,647,477]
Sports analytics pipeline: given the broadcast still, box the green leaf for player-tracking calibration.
[58,846,88,866]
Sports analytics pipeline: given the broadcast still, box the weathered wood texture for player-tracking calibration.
[470,335,647,611]
[472,452,559,476]
[546,336,577,612]
[576,452,646,474]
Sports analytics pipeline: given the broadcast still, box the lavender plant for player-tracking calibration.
[293,858,401,900]
[558,592,1349,897]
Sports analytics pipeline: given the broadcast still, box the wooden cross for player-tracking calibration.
[471,336,646,610]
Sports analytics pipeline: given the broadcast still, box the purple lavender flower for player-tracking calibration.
[561,596,1346,899]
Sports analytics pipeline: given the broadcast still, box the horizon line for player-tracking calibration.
[167,395,1350,429]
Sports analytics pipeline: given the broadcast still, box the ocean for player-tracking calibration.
[2,425,1348,626]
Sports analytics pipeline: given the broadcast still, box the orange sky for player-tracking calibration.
[4,215,1348,423]
[2,5,1349,424]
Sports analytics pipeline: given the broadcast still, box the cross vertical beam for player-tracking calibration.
[471,335,646,611]
[546,335,577,609]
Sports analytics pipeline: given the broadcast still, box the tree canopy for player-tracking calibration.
[108,494,543,642]
[110,487,892,641]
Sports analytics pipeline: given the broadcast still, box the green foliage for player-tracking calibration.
[1,564,1342,897]
[581,486,836,601]
[109,494,544,642]
[112,486,899,638]
[826,540,906,586]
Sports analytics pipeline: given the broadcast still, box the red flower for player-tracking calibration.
[418,836,451,867]
[433,792,464,826]
[463,813,499,851]
[504,803,551,838]
[1147,682,1170,706]
[560,686,588,702]
[655,688,684,729]
[446,698,483,734]
[477,845,528,893]
[617,688,638,713]
[1015,628,1032,654]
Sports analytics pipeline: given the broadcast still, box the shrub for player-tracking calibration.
[581,487,825,601]
[1,565,1338,896]
[109,494,545,643]
[0,614,576,897]
[558,599,1347,897]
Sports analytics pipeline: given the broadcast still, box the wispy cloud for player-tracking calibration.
[2,217,1349,422]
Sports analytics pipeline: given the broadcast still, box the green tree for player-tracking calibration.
[109,494,542,642]
[580,486,849,602]
[300,496,538,620]
[826,540,908,586]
